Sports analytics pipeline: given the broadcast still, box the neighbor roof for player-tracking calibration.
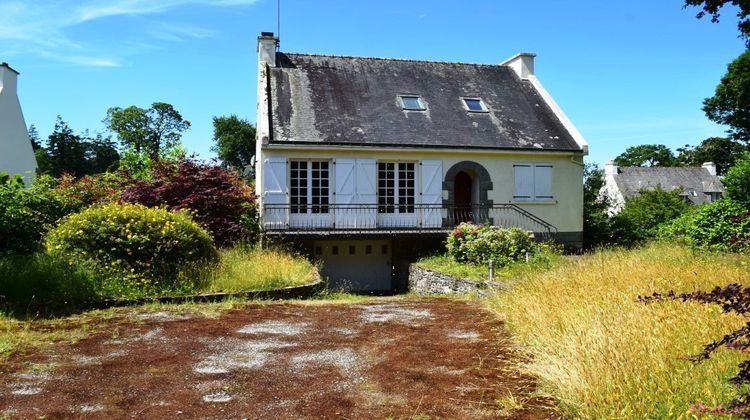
[612,166,724,205]
[265,53,583,151]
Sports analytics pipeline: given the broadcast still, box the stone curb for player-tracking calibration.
[96,270,324,309]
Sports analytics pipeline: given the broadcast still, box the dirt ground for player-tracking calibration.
[0,298,557,419]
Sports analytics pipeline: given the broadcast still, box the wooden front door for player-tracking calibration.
[454,171,472,223]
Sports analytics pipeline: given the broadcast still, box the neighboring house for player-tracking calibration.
[601,160,724,215]
[0,62,37,184]
[254,32,588,291]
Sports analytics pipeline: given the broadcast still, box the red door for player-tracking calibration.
[454,171,472,223]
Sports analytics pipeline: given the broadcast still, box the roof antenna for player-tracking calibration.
[276,0,281,50]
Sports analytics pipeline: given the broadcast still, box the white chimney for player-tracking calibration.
[257,32,278,67]
[0,62,38,184]
[605,160,618,176]
[702,162,717,176]
[500,52,536,80]
[0,62,19,95]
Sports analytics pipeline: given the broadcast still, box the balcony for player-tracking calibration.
[261,204,557,239]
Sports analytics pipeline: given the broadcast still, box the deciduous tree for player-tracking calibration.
[614,144,678,167]
[211,115,256,171]
[703,51,750,143]
[104,102,190,158]
[677,136,747,175]
[684,0,750,46]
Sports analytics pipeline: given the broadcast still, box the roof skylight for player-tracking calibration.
[399,95,425,111]
[463,98,488,113]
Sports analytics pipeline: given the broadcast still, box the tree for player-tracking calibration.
[28,125,42,150]
[723,151,750,205]
[45,117,88,177]
[684,0,750,47]
[38,118,120,177]
[702,51,750,143]
[583,163,613,249]
[211,115,256,170]
[612,188,692,245]
[677,136,747,175]
[84,132,120,173]
[104,102,190,158]
[614,144,678,167]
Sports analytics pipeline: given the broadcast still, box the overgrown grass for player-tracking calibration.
[192,246,317,293]
[416,243,566,282]
[486,242,749,419]
[0,253,99,315]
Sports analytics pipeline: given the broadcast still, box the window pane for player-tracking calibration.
[464,99,485,111]
[401,96,423,110]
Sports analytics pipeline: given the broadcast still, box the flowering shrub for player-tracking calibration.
[446,223,534,266]
[121,158,255,245]
[46,203,218,285]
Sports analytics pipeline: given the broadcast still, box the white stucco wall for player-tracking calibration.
[258,145,584,233]
[0,64,37,184]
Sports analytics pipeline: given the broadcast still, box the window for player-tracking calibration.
[462,98,488,112]
[381,244,389,255]
[332,246,338,255]
[349,245,356,255]
[399,95,425,111]
[378,162,415,214]
[365,245,372,254]
[513,164,553,201]
[290,160,330,214]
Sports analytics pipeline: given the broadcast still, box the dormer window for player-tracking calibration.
[399,95,425,111]
[462,98,488,113]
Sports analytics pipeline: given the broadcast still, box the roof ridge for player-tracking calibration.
[280,51,504,68]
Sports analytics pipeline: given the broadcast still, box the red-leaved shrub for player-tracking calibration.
[120,158,255,245]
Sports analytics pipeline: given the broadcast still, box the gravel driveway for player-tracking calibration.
[0,298,557,418]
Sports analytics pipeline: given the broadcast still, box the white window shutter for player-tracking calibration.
[335,158,356,228]
[534,165,553,200]
[421,160,443,227]
[514,164,533,200]
[355,159,377,229]
[262,157,287,228]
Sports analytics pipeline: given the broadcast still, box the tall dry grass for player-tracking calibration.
[194,246,316,293]
[487,243,749,419]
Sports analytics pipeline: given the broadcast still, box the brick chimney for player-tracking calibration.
[500,53,536,80]
[257,32,278,67]
[702,162,717,176]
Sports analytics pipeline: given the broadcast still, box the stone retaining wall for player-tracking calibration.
[408,264,505,296]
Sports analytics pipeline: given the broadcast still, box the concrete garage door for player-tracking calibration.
[314,239,392,292]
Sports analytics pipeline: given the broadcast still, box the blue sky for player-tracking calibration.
[0,0,746,166]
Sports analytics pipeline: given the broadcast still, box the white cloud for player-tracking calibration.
[0,0,258,67]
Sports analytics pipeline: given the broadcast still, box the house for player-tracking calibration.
[601,160,724,215]
[0,62,37,184]
[254,32,588,291]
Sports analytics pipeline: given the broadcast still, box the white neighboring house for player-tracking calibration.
[0,62,37,184]
[253,32,589,291]
[601,160,724,215]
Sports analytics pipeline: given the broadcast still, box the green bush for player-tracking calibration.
[658,199,750,251]
[0,173,124,254]
[447,223,534,266]
[0,253,98,316]
[723,152,750,206]
[46,203,219,287]
[611,188,692,245]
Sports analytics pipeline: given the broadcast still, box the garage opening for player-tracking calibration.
[314,239,393,292]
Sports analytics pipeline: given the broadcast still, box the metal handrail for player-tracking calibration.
[261,203,557,238]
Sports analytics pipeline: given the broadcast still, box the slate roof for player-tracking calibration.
[612,166,724,205]
[265,53,583,151]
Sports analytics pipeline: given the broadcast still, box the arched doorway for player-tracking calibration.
[454,171,472,223]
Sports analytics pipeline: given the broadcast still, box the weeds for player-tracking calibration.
[486,242,749,418]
